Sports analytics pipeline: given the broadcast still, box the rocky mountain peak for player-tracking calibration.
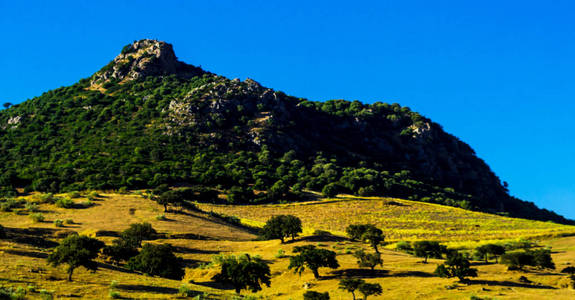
[91,39,205,85]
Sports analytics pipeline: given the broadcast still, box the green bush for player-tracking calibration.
[303,291,330,300]
[25,202,40,212]
[179,284,195,297]
[0,224,6,238]
[127,243,184,279]
[30,213,45,223]
[55,197,74,208]
[54,219,64,227]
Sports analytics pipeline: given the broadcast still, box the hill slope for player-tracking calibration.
[0,39,570,223]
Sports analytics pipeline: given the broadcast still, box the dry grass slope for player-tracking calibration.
[0,192,575,299]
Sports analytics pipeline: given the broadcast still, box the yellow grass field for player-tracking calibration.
[1,192,575,299]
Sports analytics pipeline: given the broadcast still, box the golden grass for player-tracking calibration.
[1,192,575,299]
[198,195,575,243]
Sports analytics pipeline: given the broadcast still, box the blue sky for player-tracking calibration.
[1,1,575,218]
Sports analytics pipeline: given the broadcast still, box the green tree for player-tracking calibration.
[102,239,139,264]
[474,244,506,263]
[156,190,181,212]
[532,249,555,270]
[346,224,371,241]
[121,222,156,247]
[212,254,271,294]
[47,234,104,281]
[413,241,445,263]
[358,282,382,300]
[288,245,339,279]
[126,243,184,279]
[354,250,383,270]
[434,251,478,282]
[339,278,365,300]
[362,226,385,254]
[500,251,534,270]
[321,183,338,197]
[345,224,385,253]
[261,215,302,243]
[303,291,330,300]
[561,266,575,275]
[2,102,12,109]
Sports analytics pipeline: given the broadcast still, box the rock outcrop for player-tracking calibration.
[91,39,205,84]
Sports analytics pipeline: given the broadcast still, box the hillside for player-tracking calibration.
[0,39,569,223]
[1,192,575,299]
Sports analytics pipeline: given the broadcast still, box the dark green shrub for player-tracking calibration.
[47,235,105,281]
[212,254,271,294]
[127,243,184,279]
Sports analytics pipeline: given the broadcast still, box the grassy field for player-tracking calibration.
[1,192,575,299]
[197,195,575,242]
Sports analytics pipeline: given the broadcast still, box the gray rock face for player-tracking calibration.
[91,39,205,84]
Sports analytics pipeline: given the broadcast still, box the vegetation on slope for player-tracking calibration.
[0,39,569,224]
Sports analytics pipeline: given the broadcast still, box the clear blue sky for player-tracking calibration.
[1,1,574,218]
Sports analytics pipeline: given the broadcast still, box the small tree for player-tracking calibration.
[0,224,5,239]
[413,241,446,263]
[474,244,506,263]
[303,291,330,300]
[362,226,385,254]
[121,222,156,247]
[288,245,339,279]
[212,254,271,294]
[322,183,338,197]
[500,252,534,270]
[3,102,12,109]
[532,249,555,270]
[126,243,184,279]
[561,266,575,275]
[339,278,364,300]
[285,215,303,241]
[354,250,383,271]
[358,282,382,300]
[156,190,182,212]
[102,239,139,264]
[434,251,478,282]
[47,234,104,281]
[345,224,385,253]
[346,224,371,241]
[261,215,302,243]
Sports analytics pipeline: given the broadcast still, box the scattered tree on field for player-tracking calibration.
[47,234,104,281]
[261,215,302,243]
[358,282,382,300]
[212,254,271,294]
[474,244,506,263]
[354,250,383,270]
[345,224,385,253]
[121,222,156,247]
[434,251,478,282]
[126,243,184,279]
[339,278,364,300]
[413,241,446,263]
[288,245,339,279]
[303,290,330,300]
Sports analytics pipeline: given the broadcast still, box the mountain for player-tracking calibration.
[0,39,570,224]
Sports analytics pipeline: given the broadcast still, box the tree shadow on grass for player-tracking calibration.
[4,249,48,259]
[117,284,179,294]
[5,227,59,248]
[327,268,389,279]
[171,245,220,255]
[191,280,235,291]
[469,279,557,289]
[392,270,435,278]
